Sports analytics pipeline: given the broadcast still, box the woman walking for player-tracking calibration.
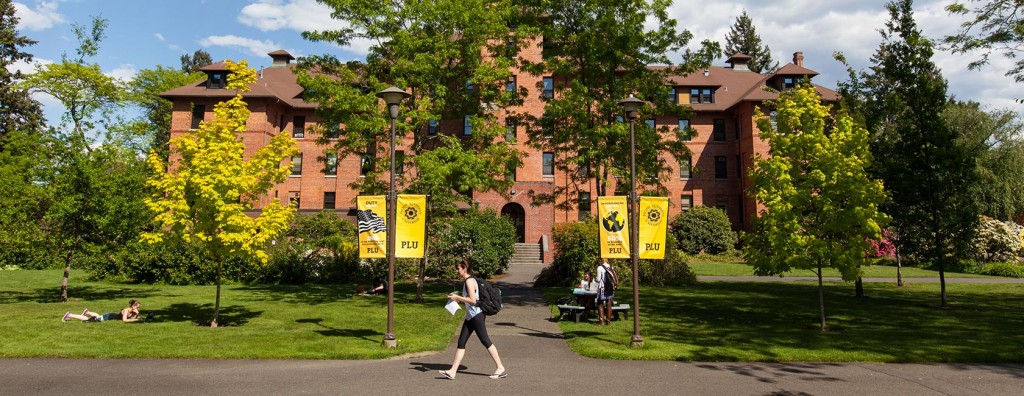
[439,259,507,380]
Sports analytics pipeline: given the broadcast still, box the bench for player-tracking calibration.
[611,304,630,321]
[555,304,587,323]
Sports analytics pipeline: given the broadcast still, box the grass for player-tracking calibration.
[0,270,462,359]
[689,260,996,278]
[547,281,1024,362]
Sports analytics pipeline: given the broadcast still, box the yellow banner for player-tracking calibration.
[639,197,668,259]
[395,195,426,258]
[598,196,630,258]
[357,196,386,258]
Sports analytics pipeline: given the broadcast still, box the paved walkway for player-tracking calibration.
[2,265,1023,395]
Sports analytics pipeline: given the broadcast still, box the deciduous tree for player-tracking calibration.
[744,84,887,331]
[127,66,206,160]
[143,60,298,327]
[180,49,212,74]
[945,101,1024,221]
[724,10,779,73]
[944,0,1024,90]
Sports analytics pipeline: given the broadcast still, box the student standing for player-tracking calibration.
[596,259,614,325]
[439,260,507,380]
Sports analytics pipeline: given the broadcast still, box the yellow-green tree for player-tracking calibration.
[744,84,887,331]
[143,60,297,327]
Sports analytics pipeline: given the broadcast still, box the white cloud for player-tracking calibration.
[12,1,65,31]
[238,0,371,55]
[154,33,165,42]
[200,35,285,57]
[106,64,137,82]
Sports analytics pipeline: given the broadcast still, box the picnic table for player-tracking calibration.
[554,288,630,323]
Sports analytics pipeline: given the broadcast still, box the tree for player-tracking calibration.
[744,84,887,331]
[298,1,525,214]
[0,0,43,141]
[837,0,980,308]
[18,17,123,146]
[0,129,49,268]
[519,0,711,208]
[945,101,1024,221]
[143,60,298,327]
[180,49,212,74]
[944,0,1024,88]
[127,66,206,160]
[723,10,779,73]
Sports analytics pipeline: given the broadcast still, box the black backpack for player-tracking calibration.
[474,277,502,316]
[602,264,619,292]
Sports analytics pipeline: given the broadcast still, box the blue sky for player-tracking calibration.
[11,0,1022,124]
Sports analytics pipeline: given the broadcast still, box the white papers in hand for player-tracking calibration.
[445,300,461,315]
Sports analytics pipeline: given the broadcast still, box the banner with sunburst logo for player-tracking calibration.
[395,194,426,258]
[357,196,387,258]
[598,196,630,259]
[639,197,668,259]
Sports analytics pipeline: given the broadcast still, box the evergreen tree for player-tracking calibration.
[0,0,43,142]
[838,0,979,308]
[724,10,779,73]
[180,49,212,74]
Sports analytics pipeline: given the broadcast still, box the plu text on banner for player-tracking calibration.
[395,195,426,258]
[639,196,668,259]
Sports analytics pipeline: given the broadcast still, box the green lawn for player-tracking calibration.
[548,281,1024,362]
[689,261,996,278]
[0,270,461,359]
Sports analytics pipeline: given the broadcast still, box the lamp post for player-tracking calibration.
[618,94,645,348]
[376,86,411,348]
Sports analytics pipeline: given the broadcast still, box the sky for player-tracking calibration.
[10,0,1023,124]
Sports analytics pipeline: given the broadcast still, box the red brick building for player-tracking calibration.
[161,49,838,263]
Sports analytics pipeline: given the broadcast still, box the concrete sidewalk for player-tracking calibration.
[3,264,1023,395]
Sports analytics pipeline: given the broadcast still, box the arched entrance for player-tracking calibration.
[501,203,526,243]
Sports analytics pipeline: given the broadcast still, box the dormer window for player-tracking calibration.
[783,77,796,89]
[208,72,226,89]
[690,88,713,104]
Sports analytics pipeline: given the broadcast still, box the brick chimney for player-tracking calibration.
[793,51,804,67]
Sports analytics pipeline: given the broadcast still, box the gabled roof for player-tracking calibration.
[159,61,315,109]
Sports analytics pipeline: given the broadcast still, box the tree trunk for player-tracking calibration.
[855,276,864,298]
[939,261,948,308]
[817,263,827,331]
[211,260,222,328]
[415,255,426,303]
[59,250,74,302]
[895,243,904,287]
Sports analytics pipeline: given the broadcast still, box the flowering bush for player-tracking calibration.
[867,229,897,258]
[972,216,1022,263]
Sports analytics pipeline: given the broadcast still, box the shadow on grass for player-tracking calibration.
[295,318,381,341]
[237,282,453,307]
[153,302,262,327]
[0,285,159,304]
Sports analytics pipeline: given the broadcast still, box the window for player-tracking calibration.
[713,119,726,141]
[680,158,691,179]
[541,114,553,138]
[279,114,285,131]
[542,77,554,98]
[678,119,691,141]
[428,119,438,135]
[505,119,516,141]
[668,86,677,103]
[190,105,205,130]
[736,155,742,179]
[577,162,590,179]
[506,164,516,182]
[716,197,728,215]
[323,192,336,209]
[715,156,727,179]
[208,73,225,89]
[466,80,475,96]
[578,192,591,221]
[783,77,796,89]
[289,191,301,209]
[327,122,341,139]
[645,119,655,130]
[542,152,555,176]
[734,117,741,139]
[506,75,517,93]
[291,154,303,176]
[690,87,713,104]
[680,194,693,211]
[292,116,305,139]
[395,150,405,175]
[360,154,374,176]
[463,115,472,136]
[324,151,338,175]
[770,111,778,131]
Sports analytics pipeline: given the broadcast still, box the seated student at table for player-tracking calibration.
[579,272,592,290]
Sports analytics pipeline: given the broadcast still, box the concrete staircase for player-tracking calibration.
[510,243,543,266]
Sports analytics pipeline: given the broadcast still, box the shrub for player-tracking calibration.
[639,234,697,287]
[428,208,517,280]
[249,211,362,284]
[972,216,1021,262]
[535,221,600,287]
[979,262,1024,278]
[669,206,737,255]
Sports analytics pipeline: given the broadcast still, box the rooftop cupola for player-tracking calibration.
[726,53,753,72]
[268,50,295,68]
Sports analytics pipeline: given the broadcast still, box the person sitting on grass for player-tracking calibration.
[357,278,386,295]
[62,299,145,323]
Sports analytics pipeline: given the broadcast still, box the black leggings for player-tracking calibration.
[457,313,492,349]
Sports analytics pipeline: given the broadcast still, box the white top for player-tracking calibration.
[596,263,609,292]
[463,278,482,320]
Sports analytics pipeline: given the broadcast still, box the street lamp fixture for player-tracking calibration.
[617,94,645,348]
[376,85,411,348]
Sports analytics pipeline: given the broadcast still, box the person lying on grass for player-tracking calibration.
[62,299,146,323]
